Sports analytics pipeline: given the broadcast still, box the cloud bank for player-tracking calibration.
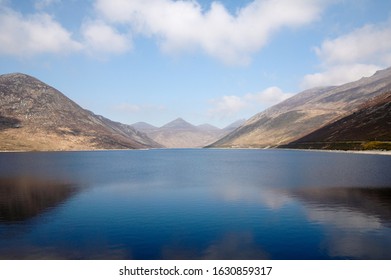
[209,86,293,119]
[0,6,81,56]
[0,0,326,62]
[94,0,326,64]
[81,20,132,55]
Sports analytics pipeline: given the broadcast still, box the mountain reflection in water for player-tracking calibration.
[0,150,390,259]
[289,186,391,259]
[0,177,77,223]
[291,187,391,227]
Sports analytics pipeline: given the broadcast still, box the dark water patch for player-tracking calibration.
[0,177,78,223]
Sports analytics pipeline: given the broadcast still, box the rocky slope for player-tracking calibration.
[280,92,391,150]
[132,118,244,148]
[208,67,391,148]
[0,73,161,151]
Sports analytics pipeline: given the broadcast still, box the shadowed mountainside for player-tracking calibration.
[208,67,391,148]
[281,92,391,150]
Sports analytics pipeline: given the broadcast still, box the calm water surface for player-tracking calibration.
[0,149,390,259]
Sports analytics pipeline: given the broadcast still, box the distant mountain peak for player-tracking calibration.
[133,118,229,148]
[171,117,188,123]
[161,118,195,129]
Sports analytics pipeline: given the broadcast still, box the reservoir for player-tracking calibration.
[1,149,390,259]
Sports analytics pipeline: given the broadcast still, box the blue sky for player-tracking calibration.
[1,0,391,127]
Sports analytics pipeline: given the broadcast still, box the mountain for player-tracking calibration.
[160,118,196,130]
[131,122,158,132]
[222,119,246,133]
[197,123,221,132]
[0,73,161,151]
[94,115,163,148]
[280,91,391,150]
[131,118,220,148]
[208,67,391,148]
[131,118,244,148]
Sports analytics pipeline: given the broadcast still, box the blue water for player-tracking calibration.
[0,149,390,259]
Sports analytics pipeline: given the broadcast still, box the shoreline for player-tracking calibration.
[0,148,151,153]
[276,148,391,156]
[1,147,390,156]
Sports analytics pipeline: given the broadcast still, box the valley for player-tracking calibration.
[1,68,391,152]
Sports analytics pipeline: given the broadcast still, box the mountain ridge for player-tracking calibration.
[131,118,244,148]
[0,73,161,151]
[160,118,196,130]
[3,68,390,151]
[208,67,391,148]
[280,91,391,150]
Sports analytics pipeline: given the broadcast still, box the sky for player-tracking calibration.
[1,0,391,128]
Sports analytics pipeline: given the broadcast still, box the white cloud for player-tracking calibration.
[316,22,391,66]
[245,86,293,104]
[94,0,326,64]
[302,63,381,88]
[209,95,247,118]
[209,87,292,119]
[0,6,82,56]
[81,20,131,55]
[0,3,133,57]
[302,19,391,88]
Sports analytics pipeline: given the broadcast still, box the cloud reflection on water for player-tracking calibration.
[1,150,390,260]
[161,232,269,260]
[292,187,391,229]
[213,183,391,259]
[291,186,391,259]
